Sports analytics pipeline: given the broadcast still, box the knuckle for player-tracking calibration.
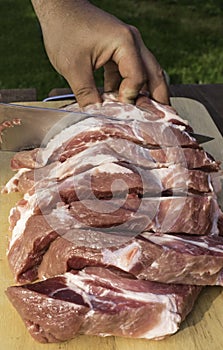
[133,68,148,87]
[134,75,147,90]
[128,25,141,38]
[75,86,94,99]
[118,25,136,44]
[154,67,166,84]
[148,63,166,83]
[74,86,101,107]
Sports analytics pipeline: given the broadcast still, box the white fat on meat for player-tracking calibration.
[48,153,120,181]
[8,195,34,250]
[8,198,74,251]
[92,163,132,175]
[40,117,104,165]
[141,232,223,254]
[102,241,142,271]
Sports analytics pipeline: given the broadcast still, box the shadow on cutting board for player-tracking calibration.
[180,286,223,330]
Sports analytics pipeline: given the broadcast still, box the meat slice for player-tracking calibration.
[38,231,223,286]
[5,140,167,193]
[16,193,217,235]
[150,147,220,172]
[6,267,201,343]
[6,139,218,195]
[7,205,75,283]
[8,192,220,284]
[9,139,219,172]
[65,93,189,126]
[143,195,220,235]
[8,161,212,199]
[9,192,220,253]
[31,116,198,167]
[55,164,212,201]
[68,195,219,235]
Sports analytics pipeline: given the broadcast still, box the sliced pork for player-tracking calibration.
[65,93,189,126]
[6,161,213,196]
[68,195,219,235]
[9,193,220,241]
[3,94,223,344]
[10,141,219,173]
[6,267,201,343]
[7,192,221,283]
[7,205,75,283]
[11,116,196,170]
[38,231,223,286]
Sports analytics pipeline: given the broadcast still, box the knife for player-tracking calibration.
[0,102,214,152]
[0,102,90,151]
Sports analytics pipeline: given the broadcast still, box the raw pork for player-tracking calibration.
[6,267,201,343]
[38,231,223,286]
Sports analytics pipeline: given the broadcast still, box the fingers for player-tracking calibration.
[104,61,122,93]
[148,78,170,105]
[65,24,169,107]
[110,25,169,105]
[130,26,170,105]
[64,59,102,108]
[113,40,147,103]
[139,47,170,105]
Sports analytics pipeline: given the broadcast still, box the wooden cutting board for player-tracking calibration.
[0,98,223,350]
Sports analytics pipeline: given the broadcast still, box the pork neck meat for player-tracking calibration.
[3,94,223,344]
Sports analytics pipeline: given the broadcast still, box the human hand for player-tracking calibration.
[32,0,169,107]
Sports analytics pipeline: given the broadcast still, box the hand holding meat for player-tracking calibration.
[31,0,169,107]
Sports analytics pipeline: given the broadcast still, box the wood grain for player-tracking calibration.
[1,98,223,350]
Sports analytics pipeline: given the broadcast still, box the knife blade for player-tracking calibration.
[0,102,214,152]
[0,102,90,151]
[188,132,214,144]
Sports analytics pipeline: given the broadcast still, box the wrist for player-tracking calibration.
[31,0,90,23]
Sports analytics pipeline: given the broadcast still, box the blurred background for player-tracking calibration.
[0,0,223,100]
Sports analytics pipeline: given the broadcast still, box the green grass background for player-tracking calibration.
[0,0,223,100]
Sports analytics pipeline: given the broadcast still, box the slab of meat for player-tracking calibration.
[6,267,201,343]
[38,231,223,286]
[3,94,223,344]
